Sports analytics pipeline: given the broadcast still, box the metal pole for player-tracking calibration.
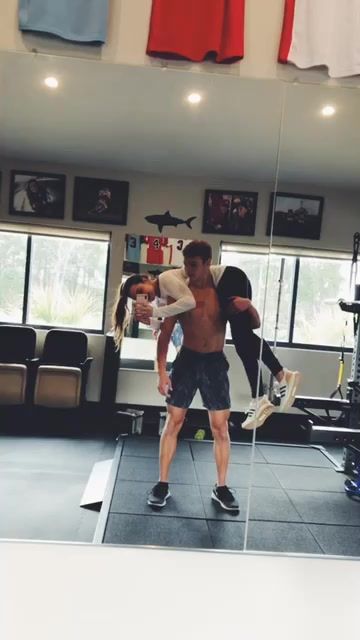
[269,257,285,400]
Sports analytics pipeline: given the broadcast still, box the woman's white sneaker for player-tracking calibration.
[277,369,301,412]
[242,395,275,430]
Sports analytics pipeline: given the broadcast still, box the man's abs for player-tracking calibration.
[180,286,225,353]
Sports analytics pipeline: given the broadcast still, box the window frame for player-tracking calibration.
[221,242,353,353]
[0,226,111,334]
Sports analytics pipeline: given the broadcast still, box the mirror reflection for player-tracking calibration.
[0,50,283,552]
[246,82,360,557]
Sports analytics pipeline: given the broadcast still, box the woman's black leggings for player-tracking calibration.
[230,314,283,398]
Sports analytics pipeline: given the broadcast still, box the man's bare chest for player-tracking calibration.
[190,287,220,319]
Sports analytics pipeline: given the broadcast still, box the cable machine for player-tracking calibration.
[288,233,360,451]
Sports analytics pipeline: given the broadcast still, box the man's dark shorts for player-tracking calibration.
[166,347,230,411]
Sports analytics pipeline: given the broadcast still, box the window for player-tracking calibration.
[221,249,296,342]
[294,256,352,348]
[0,232,27,323]
[221,243,353,350]
[0,227,110,332]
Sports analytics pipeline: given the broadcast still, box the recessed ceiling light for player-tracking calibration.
[187,92,202,105]
[44,76,59,89]
[321,105,336,117]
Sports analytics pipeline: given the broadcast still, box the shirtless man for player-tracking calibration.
[147,242,239,513]
[113,244,299,430]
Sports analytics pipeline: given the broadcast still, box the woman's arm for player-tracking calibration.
[136,271,196,320]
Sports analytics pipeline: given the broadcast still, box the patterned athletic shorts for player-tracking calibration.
[166,347,230,411]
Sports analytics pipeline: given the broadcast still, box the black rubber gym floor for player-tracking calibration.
[98,437,360,556]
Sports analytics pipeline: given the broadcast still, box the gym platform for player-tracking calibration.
[94,436,360,556]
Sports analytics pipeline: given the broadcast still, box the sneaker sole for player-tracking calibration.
[279,372,302,413]
[211,490,239,512]
[257,405,275,428]
[241,399,272,430]
[242,405,275,431]
[147,490,171,508]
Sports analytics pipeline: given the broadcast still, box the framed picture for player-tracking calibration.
[9,170,66,219]
[202,189,257,236]
[72,177,129,225]
[267,192,324,240]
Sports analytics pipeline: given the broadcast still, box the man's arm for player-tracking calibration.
[157,314,178,395]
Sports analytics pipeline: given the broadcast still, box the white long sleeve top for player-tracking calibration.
[151,266,226,319]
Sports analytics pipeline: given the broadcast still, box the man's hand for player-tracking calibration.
[135,301,153,320]
[227,296,251,315]
[158,372,172,396]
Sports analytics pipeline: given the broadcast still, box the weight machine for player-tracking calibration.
[291,233,360,475]
[291,297,360,457]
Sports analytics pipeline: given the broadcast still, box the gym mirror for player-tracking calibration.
[0,50,283,551]
[245,81,360,558]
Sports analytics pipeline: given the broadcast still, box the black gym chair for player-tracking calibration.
[0,325,37,406]
[32,329,93,409]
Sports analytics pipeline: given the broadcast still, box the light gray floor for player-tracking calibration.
[0,434,116,542]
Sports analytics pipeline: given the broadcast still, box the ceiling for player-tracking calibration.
[0,51,359,188]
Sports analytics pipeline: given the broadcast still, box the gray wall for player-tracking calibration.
[118,346,352,411]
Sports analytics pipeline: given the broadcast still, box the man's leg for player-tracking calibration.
[200,353,239,512]
[208,409,239,512]
[159,404,187,481]
[208,409,231,486]
[148,349,195,508]
[148,407,188,509]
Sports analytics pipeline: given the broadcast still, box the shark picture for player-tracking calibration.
[145,210,196,233]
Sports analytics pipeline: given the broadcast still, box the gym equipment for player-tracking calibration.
[330,233,360,400]
[293,233,360,449]
[344,476,360,498]
[294,298,360,446]
[269,257,285,403]
[80,458,113,510]
[115,408,144,435]
[81,409,144,510]
[158,411,167,436]
[342,431,360,498]
[342,443,360,475]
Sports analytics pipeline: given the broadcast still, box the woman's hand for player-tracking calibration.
[135,301,153,320]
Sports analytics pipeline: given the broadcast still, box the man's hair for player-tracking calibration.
[182,240,212,262]
[112,274,146,350]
